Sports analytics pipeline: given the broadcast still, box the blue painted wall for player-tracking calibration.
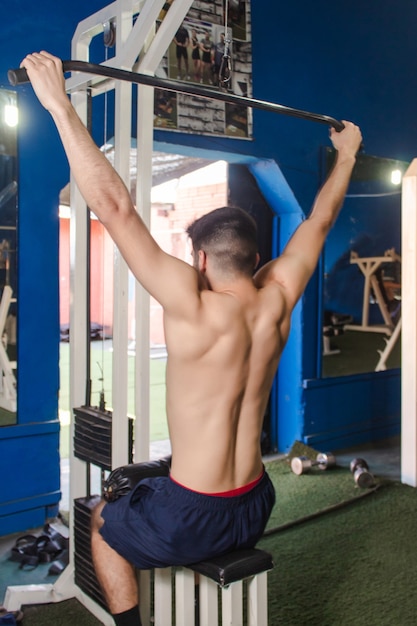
[0,1,105,535]
[0,0,413,532]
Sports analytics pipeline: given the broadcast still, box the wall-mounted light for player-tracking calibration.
[4,103,18,127]
[390,169,402,185]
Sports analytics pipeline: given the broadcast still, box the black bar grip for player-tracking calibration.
[8,59,346,132]
[8,60,69,85]
[8,67,29,85]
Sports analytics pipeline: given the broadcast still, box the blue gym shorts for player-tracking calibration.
[99,470,275,569]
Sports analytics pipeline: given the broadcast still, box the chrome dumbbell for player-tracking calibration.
[291,452,336,475]
[350,457,375,488]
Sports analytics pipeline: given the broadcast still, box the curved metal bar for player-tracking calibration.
[8,60,345,131]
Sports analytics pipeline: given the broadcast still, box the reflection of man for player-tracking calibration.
[200,31,213,84]
[229,0,243,23]
[173,23,190,79]
[226,105,247,137]
[212,33,231,87]
[0,239,9,288]
[154,91,176,129]
[155,92,174,118]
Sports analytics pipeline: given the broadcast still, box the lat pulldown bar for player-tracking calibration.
[8,60,345,131]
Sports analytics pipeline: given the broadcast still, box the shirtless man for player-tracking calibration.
[20,51,362,626]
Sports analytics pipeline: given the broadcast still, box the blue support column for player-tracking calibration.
[248,161,305,452]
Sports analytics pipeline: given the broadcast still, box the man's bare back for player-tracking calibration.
[167,279,288,493]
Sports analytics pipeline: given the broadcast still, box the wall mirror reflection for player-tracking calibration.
[0,89,18,425]
[322,149,405,378]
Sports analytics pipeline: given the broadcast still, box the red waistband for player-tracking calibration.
[171,468,265,498]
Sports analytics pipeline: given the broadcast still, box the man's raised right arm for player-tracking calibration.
[21,52,133,230]
[21,51,200,312]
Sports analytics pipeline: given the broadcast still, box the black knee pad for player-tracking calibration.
[102,456,172,502]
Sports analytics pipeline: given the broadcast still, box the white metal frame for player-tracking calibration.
[345,250,397,335]
[375,317,402,372]
[4,0,195,621]
[140,566,269,626]
[0,285,16,412]
[401,160,417,486]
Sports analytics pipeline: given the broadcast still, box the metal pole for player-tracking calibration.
[8,60,345,131]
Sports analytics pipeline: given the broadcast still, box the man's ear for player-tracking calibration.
[198,249,207,272]
[254,253,260,270]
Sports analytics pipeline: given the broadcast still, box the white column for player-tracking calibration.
[175,568,196,625]
[222,582,243,625]
[111,76,132,469]
[247,572,268,626]
[110,0,137,469]
[154,568,173,625]
[198,576,218,626]
[401,158,417,486]
[134,81,153,461]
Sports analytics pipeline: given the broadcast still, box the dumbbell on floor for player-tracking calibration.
[350,457,375,488]
[291,452,336,475]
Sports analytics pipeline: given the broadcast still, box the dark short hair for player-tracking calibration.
[186,206,258,276]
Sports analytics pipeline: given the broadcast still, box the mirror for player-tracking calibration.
[322,149,405,378]
[0,89,18,425]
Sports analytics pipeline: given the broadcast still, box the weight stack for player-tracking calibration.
[74,495,108,611]
[73,405,134,471]
[73,407,133,611]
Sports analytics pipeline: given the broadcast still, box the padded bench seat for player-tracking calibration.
[151,547,274,626]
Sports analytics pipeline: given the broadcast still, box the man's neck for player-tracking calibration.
[206,274,256,296]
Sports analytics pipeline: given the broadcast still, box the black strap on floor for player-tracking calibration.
[9,524,69,572]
